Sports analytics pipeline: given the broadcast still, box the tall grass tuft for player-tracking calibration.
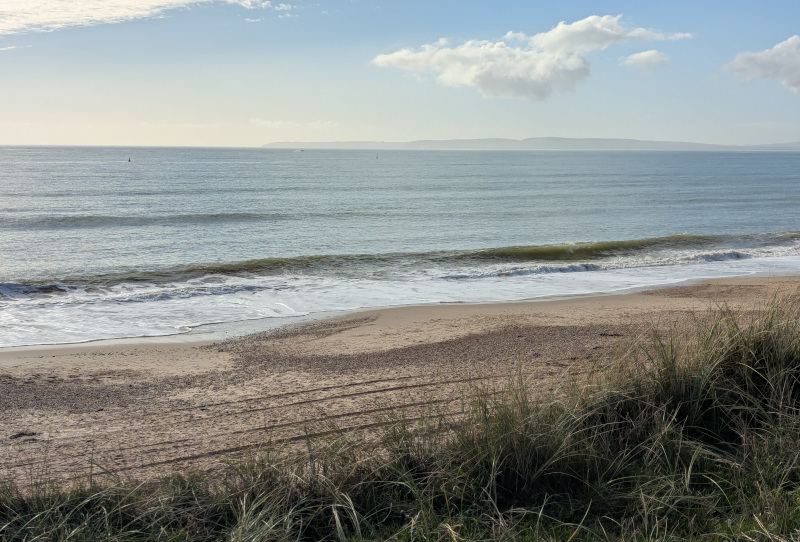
[4,297,800,540]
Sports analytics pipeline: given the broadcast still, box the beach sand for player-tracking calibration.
[2,276,798,487]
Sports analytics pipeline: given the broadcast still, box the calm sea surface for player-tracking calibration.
[2,146,800,346]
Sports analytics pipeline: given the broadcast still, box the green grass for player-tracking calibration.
[5,297,800,540]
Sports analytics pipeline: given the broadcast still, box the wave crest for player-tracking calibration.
[6,232,799,289]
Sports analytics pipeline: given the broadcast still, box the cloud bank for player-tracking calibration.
[0,0,284,36]
[373,15,689,101]
[622,49,669,70]
[723,36,800,92]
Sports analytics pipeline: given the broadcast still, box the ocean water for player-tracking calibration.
[1,146,800,347]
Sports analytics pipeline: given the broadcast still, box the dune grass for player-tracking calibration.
[4,298,800,540]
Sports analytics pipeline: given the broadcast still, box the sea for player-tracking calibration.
[2,146,800,348]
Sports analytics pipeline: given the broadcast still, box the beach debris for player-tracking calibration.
[10,431,37,440]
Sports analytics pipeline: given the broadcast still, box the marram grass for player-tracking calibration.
[5,298,800,540]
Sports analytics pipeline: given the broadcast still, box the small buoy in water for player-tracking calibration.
[128,157,131,162]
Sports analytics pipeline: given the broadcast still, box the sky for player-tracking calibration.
[1,1,799,147]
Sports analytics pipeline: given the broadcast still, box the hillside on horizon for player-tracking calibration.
[263,137,800,151]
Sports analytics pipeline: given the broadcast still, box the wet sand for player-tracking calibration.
[1,276,798,487]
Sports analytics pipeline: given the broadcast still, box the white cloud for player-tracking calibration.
[503,31,527,42]
[0,0,273,36]
[230,0,271,7]
[373,15,689,101]
[529,15,670,53]
[274,4,292,11]
[622,49,669,70]
[0,45,17,51]
[723,36,800,93]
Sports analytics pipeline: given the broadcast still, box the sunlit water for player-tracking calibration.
[2,147,799,346]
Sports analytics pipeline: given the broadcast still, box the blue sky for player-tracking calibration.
[1,1,799,146]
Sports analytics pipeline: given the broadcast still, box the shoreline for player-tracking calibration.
[3,270,798,355]
[2,275,799,485]
[5,251,800,350]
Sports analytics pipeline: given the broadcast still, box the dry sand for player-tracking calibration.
[1,276,798,487]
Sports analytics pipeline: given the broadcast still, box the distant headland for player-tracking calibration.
[263,137,800,151]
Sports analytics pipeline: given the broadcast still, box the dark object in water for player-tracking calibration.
[33,284,66,294]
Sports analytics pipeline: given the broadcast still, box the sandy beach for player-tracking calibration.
[2,276,798,487]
